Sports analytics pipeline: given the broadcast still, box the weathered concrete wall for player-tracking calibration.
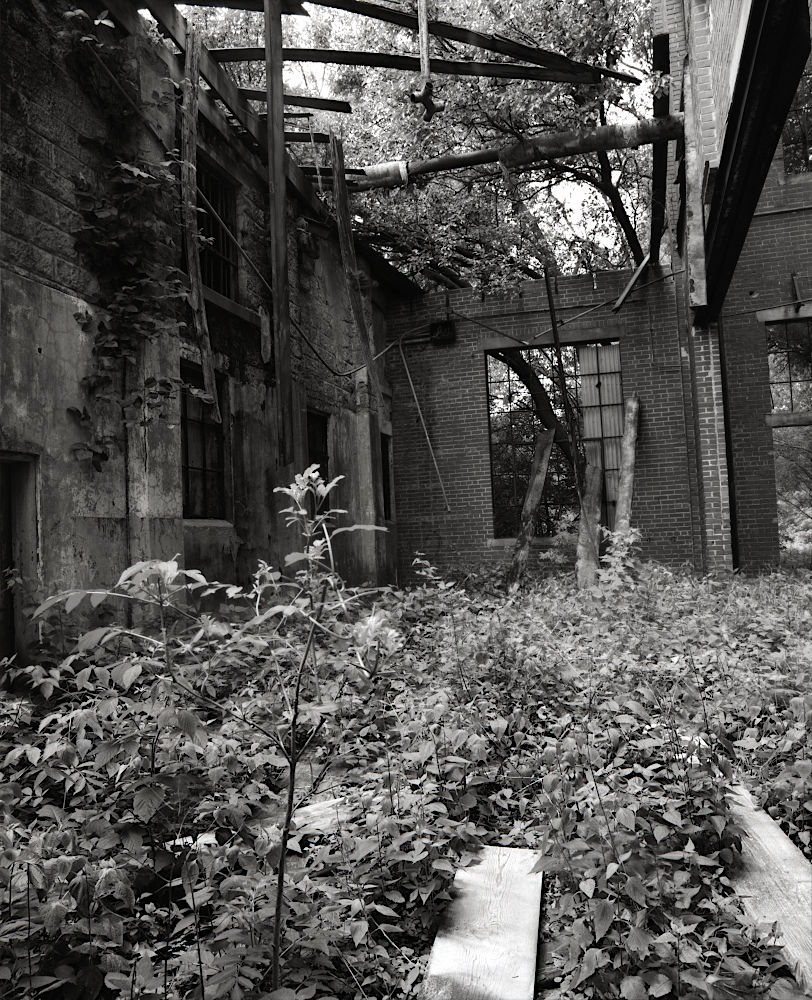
[0,0,407,638]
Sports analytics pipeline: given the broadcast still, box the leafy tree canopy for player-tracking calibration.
[182,0,656,287]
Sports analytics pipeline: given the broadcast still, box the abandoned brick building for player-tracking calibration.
[2,0,812,658]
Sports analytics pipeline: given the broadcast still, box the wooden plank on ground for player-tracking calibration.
[422,846,542,1000]
[728,784,812,993]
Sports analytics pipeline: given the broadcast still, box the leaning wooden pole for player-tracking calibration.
[264,0,292,465]
[613,394,640,535]
[507,426,555,586]
[576,459,603,589]
[180,25,221,423]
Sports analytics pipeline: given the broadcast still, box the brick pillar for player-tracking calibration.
[691,324,733,571]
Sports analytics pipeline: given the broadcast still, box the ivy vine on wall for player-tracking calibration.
[62,8,186,470]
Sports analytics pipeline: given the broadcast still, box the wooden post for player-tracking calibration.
[264,0,292,465]
[331,134,384,417]
[507,426,555,586]
[576,460,603,589]
[180,25,221,423]
[613,394,640,534]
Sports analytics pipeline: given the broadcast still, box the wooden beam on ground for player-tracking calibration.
[727,784,812,992]
[213,46,605,84]
[353,115,684,190]
[245,89,353,113]
[422,847,543,1000]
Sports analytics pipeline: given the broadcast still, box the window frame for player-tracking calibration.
[180,361,231,522]
[197,156,240,301]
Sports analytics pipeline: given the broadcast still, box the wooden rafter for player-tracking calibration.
[172,0,639,84]
[242,89,352,112]
[178,0,308,11]
[212,46,607,84]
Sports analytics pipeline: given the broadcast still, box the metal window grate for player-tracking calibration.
[198,162,239,298]
[486,343,623,537]
[181,362,226,519]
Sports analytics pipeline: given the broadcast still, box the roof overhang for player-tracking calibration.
[700,0,810,324]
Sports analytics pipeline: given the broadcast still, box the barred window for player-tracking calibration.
[767,320,812,411]
[486,342,623,537]
[198,161,239,298]
[181,362,227,520]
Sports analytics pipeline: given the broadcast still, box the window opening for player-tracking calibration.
[380,432,393,521]
[486,343,623,537]
[181,362,226,519]
[0,464,14,658]
[783,65,812,174]
[767,319,812,412]
[307,411,330,481]
[198,160,239,298]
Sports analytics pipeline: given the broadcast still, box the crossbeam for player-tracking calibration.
[213,46,603,83]
[242,89,352,112]
[177,0,307,10]
[175,0,639,84]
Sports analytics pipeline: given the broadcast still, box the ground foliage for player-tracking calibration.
[1,472,811,999]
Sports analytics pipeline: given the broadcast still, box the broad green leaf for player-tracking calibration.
[591,898,614,942]
[133,786,165,822]
[620,976,647,1000]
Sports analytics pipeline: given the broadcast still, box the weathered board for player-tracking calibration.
[422,846,543,1000]
[728,784,812,992]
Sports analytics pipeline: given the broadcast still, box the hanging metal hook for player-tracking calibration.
[408,0,445,121]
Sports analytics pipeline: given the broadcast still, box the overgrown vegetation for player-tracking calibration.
[1,470,810,999]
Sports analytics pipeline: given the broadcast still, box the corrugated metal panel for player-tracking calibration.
[583,408,603,438]
[602,404,625,438]
[599,372,623,404]
[603,438,622,471]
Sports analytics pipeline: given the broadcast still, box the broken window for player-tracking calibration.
[782,67,812,174]
[767,320,812,411]
[181,362,227,519]
[306,411,330,481]
[198,159,239,298]
[486,342,623,537]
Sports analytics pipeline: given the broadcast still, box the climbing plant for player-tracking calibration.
[62,8,186,469]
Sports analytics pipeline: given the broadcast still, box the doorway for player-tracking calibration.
[0,457,38,660]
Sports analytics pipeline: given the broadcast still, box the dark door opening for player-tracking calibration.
[0,458,38,661]
[0,464,14,658]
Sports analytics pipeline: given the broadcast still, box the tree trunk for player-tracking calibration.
[614,394,640,535]
[576,460,603,589]
[507,426,555,586]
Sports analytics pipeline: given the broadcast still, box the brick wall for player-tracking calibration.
[385,269,710,577]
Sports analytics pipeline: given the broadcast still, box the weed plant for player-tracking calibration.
[0,473,810,999]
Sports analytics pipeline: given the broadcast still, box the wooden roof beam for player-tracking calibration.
[213,47,601,84]
[176,0,308,11]
[243,89,352,112]
[178,0,639,84]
